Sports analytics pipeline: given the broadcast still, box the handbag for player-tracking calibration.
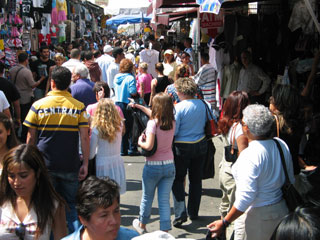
[273,139,303,212]
[224,122,239,163]
[202,139,216,180]
[201,100,218,139]
[140,120,158,157]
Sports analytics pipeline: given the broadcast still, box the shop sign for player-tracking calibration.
[200,12,223,29]
[95,0,108,6]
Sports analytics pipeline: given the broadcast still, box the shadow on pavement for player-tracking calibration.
[202,188,223,198]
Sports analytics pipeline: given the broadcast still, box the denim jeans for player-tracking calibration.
[172,139,207,220]
[139,163,175,231]
[115,102,136,154]
[49,171,80,234]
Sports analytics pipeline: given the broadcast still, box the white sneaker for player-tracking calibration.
[132,219,147,235]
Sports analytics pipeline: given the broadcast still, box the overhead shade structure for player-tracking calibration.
[106,13,152,25]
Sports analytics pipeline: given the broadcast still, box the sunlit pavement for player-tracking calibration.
[120,137,224,240]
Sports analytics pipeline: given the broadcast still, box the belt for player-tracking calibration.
[146,160,174,165]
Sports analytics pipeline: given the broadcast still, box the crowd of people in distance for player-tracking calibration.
[0,33,319,240]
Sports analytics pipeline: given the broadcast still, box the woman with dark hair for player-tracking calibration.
[0,144,67,239]
[270,206,320,240]
[0,113,19,173]
[181,52,194,76]
[269,84,304,177]
[149,63,171,106]
[217,91,249,240]
[62,176,139,240]
[130,93,176,233]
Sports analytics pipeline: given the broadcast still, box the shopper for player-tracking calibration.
[136,62,152,105]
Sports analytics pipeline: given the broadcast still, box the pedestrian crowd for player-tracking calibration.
[0,33,319,240]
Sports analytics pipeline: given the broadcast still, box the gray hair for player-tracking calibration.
[242,104,275,137]
[74,64,89,79]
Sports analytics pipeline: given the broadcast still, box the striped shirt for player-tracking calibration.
[24,90,89,172]
[194,64,217,108]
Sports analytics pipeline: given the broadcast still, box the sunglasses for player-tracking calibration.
[15,223,26,240]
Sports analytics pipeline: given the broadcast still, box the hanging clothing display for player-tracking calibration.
[56,0,67,22]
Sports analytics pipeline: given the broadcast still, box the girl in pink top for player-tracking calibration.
[131,93,176,233]
[137,62,153,105]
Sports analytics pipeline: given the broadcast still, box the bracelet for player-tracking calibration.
[222,218,230,229]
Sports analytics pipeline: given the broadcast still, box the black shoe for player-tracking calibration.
[173,216,187,228]
[128,151,141,156]
[189,215,198,220]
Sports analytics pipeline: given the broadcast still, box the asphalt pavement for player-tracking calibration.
[120,136,224,240]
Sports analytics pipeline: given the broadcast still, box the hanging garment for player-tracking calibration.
[56,0,67,22]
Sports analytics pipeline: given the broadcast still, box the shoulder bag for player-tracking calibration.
[201,100,218,139]
[140,120,158,157]
[224,122,239,163]
[273,139,303,212]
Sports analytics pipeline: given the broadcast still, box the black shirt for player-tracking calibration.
[30,58,55,90]
[0,77,20,115]
[155,76,171,93]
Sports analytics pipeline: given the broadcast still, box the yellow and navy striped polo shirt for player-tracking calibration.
[24,90,89,172]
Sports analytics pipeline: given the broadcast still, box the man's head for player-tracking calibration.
[184,38,192,48]
[18,52,29,65]
[103,45,113,55]
[241,50,252,68]
[112,47,124,63]
[70,49,81,60]
[51,66,71,90]
[84,51,94,61]
[93,50,101,59]
[40,46,50,60]
[76,176,121,240]
[201,52,210,65]
[72,64,89,82]
[147,34,155,42]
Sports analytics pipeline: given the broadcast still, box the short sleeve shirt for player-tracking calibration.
[23,90,89,172]
[0,91,10,112]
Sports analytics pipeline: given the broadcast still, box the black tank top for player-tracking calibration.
[155,76,170,93]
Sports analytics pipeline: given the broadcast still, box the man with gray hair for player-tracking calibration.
[208,104,294,240]
[70,64,96,107]
[62,49,87,76]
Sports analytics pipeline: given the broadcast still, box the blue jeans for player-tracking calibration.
[172,139,207,220]
[139,163,175,231]
[49,171,80,234]
[115,102,136,154]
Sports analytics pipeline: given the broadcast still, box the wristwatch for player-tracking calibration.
[222,218,231,229]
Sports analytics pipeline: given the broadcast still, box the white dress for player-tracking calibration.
[0,201,58,240]
[89,126,126,195]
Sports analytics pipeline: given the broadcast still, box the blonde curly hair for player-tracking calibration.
[92,98,122,143]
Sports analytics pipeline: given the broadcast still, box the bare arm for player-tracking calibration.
[140,81,145,98]
[79,127,90,181]
[207,206,244,238]
[301,51,320,97]
[53,202,67,239]
[129,102,152,118]
[31,76,46,88]
[3,108,11,119]
[13,100,21,126]
[138,132,155,151]
[26,128,37,145]
[149,79,157,106]
[236,135,248,153]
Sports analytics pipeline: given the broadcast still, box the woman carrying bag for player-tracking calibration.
[130,93,176,234]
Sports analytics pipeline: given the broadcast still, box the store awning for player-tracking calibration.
[156,7,198,25]
[106,13,152,25]
[155,0,198,8]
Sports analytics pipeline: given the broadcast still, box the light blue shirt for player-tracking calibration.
[174,99,212,143]
[114,73,137,104]
[61,225,139,240]
[96,54,114,85]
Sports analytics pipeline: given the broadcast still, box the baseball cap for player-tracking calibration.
[112,47,124,58]
[164,49,174,55]
[103,45,113,53]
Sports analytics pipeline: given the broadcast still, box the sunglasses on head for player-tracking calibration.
[15,223,26,240]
